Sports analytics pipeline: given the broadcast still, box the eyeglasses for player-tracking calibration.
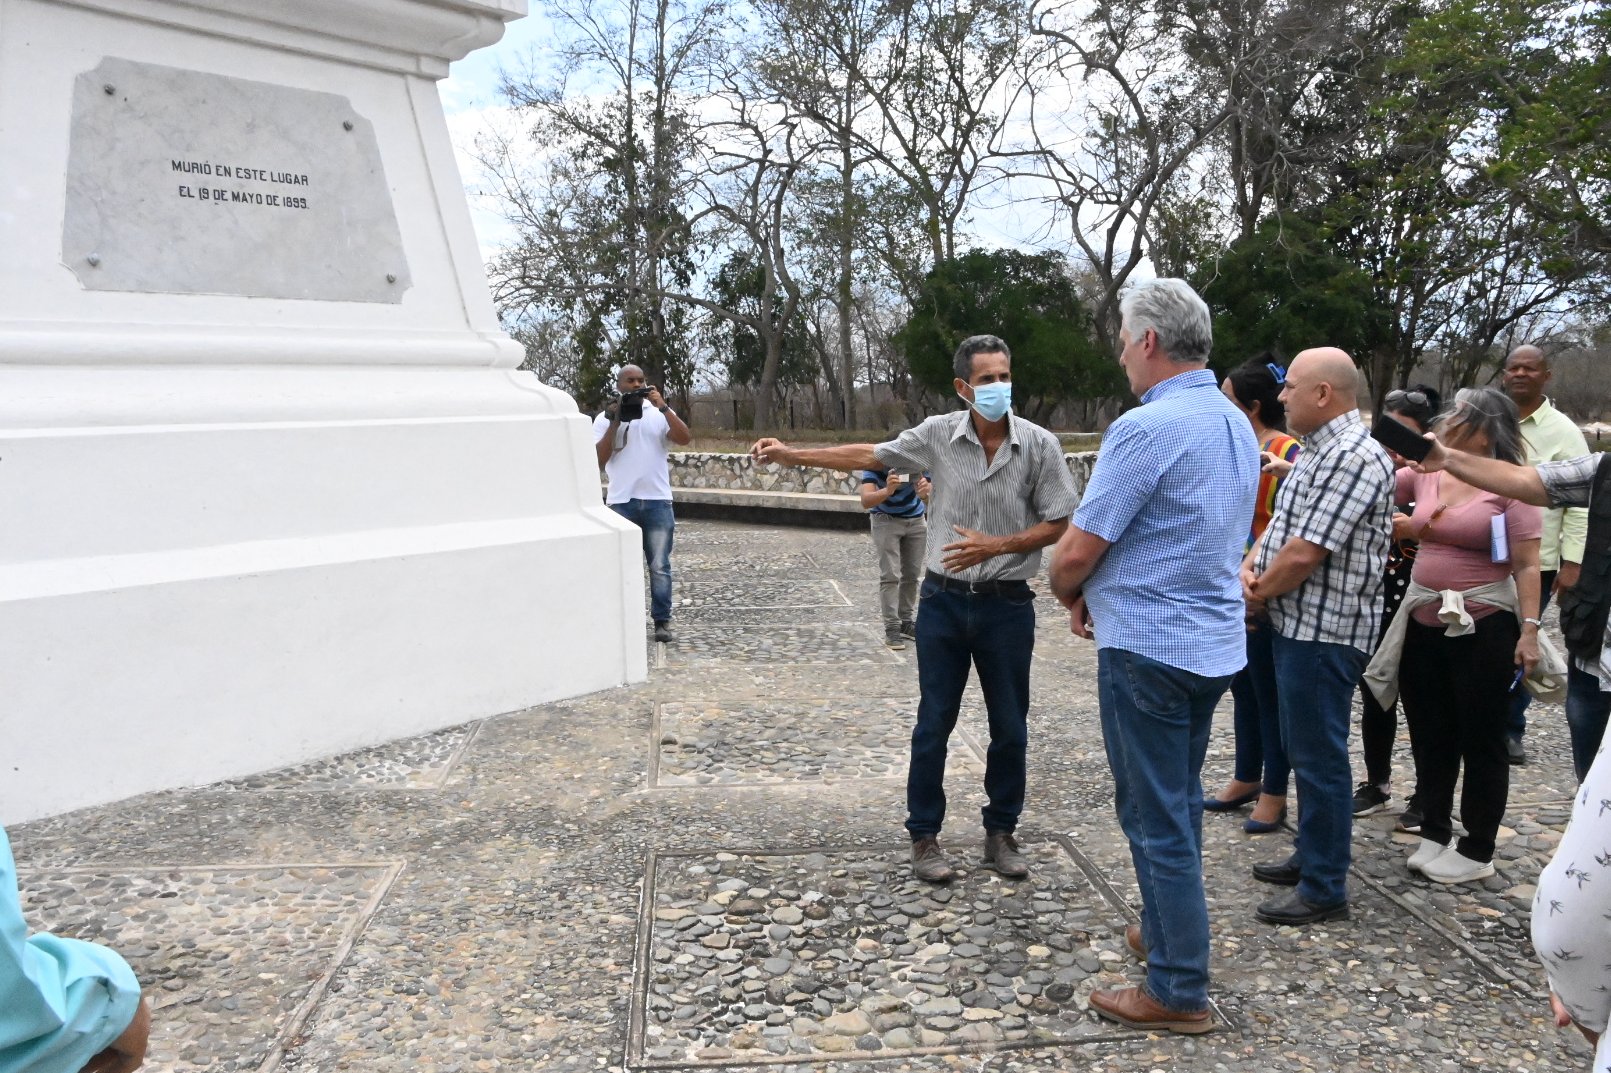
[1386,389,1428,406]
[1266,363,1286,385]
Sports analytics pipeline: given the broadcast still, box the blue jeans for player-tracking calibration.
[1230,622,1290,795]
[1506,570,1556,737]
[1097,647,1232,1013]
[609,498,675,624]
[906,582,1035,839]
[1271,634,1367,907]
[1566,664,1611,782]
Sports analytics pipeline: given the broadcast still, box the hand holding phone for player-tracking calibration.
[1371,415,1434,463]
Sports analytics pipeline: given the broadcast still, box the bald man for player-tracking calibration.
[1242,348,1396,925]
[594,364,692,643]
[1502,344,1590,763]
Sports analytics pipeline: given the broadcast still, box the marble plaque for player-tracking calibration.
[62,58,410,302]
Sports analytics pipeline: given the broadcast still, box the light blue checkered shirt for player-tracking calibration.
[1076,368,1259,677]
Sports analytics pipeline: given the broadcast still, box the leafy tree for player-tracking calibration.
[895,249,1118,422]
[707,251,818,394]
[1194,215,1389,371]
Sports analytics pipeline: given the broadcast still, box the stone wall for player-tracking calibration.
[666,451,1100,498]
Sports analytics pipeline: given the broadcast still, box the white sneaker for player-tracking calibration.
[1420,847,1495,885]
[1407,838,1448,874]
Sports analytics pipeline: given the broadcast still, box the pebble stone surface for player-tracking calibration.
[8,520,1595,1071]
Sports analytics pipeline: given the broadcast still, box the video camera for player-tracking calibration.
[615,387,652,422]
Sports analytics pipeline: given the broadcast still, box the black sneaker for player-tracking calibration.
[899,619,917,639]
[1352,783,1390,817]
[884,626,907,651]
[1506,736,1527,765]
[1395,802,1423,834]
[653,622,675,643]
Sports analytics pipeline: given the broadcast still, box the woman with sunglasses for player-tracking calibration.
[1377,388,1542,884]
[1203,357,1302,832]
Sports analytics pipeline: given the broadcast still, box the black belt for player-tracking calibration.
[923,570,1032,597]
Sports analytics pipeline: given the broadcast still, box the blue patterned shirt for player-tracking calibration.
[1076,368,1259,677]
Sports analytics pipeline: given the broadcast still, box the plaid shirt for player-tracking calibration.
[1538,454,1611,683]
[1254,412,1396,651]
[1537,453,1602,509]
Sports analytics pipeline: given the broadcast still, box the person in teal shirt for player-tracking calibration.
[1,827,149,1073]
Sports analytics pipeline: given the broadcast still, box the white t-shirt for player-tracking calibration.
[592,407,673,504]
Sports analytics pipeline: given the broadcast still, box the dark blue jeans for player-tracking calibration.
[1506,570,1555,737]
[1272,633,1367,907]
[1230,622,1290,795]
[1566,664,1611,782]
[906,582,1035,839]
[608,498,675,624]
[1097,647,1232,1012]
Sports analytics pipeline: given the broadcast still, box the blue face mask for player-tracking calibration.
[962,382,1012,421]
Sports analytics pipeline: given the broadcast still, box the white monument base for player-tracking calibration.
[0,1,648,824]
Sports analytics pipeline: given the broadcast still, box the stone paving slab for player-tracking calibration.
[220,725,482,792]
[630,839,1177,1067]
[18,863,400,1072]
[652,699,985,787]
[673,580,851,610]
[8,521,1597,1071]
[677,553,824,578]
[665,624,903,666]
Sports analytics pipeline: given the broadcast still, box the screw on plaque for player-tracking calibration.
[87,254,102,267]
[103,84,115,95]
[343,120,354,131]
[386,274,397,284]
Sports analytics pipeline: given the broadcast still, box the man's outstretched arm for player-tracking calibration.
[751,438,882,473]
[1419,441,1551,506]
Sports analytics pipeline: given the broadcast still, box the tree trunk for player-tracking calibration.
[838,124,857,430]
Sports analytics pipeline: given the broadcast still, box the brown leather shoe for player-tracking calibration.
[983,832,1029,878]
[910,837,955,883]
[1125,925,1148,963]
[1089,986,1213,1035]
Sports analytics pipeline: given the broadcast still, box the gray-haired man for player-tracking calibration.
[752,336,1076,882]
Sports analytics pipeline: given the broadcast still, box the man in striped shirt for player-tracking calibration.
[752,335,1077,884]
[1245,348,1395,926]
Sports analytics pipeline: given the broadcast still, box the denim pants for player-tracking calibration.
[1097,647,1232,1012]
[870,514,925,630]
[1271,633,1367,907]
[1566,664,1611,782]
[1507,570,1556,737]
[1229,622,1290,795]
[906,582,1035,839]
[608,498,675,624]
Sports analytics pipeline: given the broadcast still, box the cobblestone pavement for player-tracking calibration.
[10,520,1594,1071]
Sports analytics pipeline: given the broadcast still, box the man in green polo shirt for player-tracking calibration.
[1504,344,1589,764]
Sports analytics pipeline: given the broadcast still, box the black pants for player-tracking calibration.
[1398,613,1520,862]
[1361,550,1414,789]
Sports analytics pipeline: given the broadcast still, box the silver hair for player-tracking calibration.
[953,335,1011,382]
[1119,278,1214,364]
[1438,386,1525,465]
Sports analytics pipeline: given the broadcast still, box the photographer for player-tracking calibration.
[593,365,692,643]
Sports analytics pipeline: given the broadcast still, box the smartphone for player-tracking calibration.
[1371,415,1433,463]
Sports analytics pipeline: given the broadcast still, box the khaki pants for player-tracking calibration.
[870,513,925,630]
